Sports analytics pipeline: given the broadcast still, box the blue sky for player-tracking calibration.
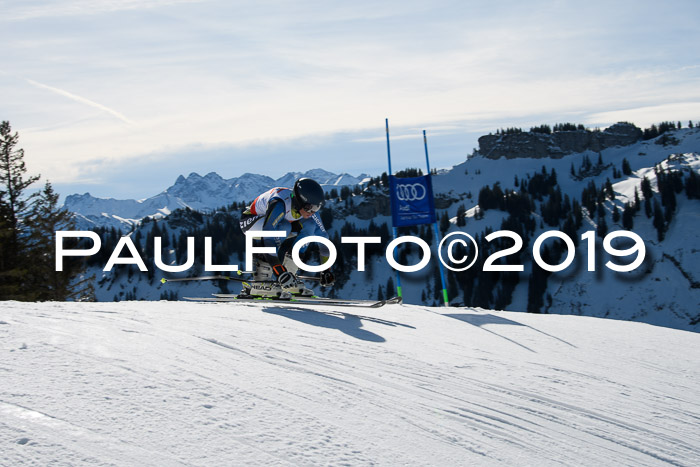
[2,0,699,200]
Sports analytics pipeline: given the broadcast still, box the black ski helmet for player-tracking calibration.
[292,178,325,213]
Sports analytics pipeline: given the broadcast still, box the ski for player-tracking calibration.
[182,295,400,308]
[212,294,403,306]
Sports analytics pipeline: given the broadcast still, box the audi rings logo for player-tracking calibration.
[396,183,427,201]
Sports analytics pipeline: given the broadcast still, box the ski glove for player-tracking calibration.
[320,270,335,287]
[273,265,297,290]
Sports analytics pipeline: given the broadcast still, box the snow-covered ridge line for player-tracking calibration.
[77,128,700,331]
[65,169,369,230]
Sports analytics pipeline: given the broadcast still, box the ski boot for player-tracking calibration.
[239,258,314,299]
[240,281,313,300]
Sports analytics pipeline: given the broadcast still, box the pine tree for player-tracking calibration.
[386,276,395,298]
[605,178,614,200]
[597,215,608,239]
[0,121,41,299]
[562,214,578,246]
[26,181,93,300]
[640,176,653,200]
[622,158,632,176]
[439,211,450,235]
[660,180,676,221]
[612,205,620,223]
[432,266,443,303]
[622,202,635,230]
[456,204,466,227]
[652,200,665,242]
[686,170,700,199]
[320,207,333,230]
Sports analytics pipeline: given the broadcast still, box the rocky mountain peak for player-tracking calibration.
[478,122,643,159]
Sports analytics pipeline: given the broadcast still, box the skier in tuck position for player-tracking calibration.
[239,177,335,299]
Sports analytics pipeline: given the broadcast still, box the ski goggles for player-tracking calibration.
[302,202,322,214]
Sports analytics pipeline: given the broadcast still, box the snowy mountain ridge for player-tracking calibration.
[78,125,700,332]
[65,169,369,230]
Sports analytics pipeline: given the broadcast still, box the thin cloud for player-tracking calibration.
[1,0,202,21]
[5,0,700,198]
[588,102,700,128]
[354,133,422,144]
[26,79,134,125]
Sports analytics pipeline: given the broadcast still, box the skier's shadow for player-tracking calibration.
[262,306,414,342]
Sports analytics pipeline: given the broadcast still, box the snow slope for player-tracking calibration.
[2,301,699,466]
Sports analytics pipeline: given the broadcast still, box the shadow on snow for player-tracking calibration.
[444,313,577,352]
[262,306,415,343]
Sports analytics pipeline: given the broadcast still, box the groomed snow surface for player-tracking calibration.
[2,301,699,466]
